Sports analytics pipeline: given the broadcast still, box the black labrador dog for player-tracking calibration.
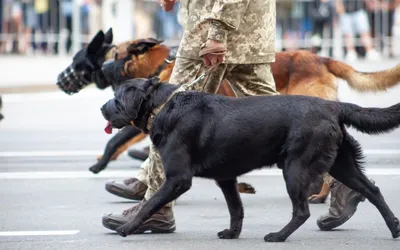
[100,77,400,242]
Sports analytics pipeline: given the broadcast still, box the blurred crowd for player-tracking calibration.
[0,0,399,60]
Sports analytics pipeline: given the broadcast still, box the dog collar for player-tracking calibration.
[145,85,187,131]
[151,47,176,78]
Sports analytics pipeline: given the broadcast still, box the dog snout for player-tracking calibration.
[101,103,110,120]
[101,59,116,82]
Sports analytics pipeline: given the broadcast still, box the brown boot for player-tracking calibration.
[127,146,150,161]
[105,177,147,200]
[317,179,371,231]
[102,200,176,233]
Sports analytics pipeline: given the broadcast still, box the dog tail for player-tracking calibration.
[339,102,400,135]
[325,59,400,92]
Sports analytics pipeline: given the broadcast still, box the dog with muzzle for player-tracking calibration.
[100,76,400,242]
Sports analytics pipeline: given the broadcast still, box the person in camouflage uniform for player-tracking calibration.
[102,0,279,233]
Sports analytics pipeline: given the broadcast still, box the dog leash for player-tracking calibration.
[145,63,220,131]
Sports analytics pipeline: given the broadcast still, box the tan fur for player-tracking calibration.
[326,60,400,92]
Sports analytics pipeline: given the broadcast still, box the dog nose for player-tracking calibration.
[101,59,116,82]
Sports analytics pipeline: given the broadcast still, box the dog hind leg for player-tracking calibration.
[216,178,244,239]
[329,135,400,238]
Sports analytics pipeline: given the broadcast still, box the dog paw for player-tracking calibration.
[308,194,327,204]
[89,166,101,174]
[391,217,400,238]
[96,155,103,161]
[217,229,239,239]
[237,182,256,194]
[264,232,286,242]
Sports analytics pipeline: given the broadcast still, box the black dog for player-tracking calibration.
[101,77,400,242]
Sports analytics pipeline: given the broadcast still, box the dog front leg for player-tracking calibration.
[89,126,141,173]
[264,162,311,242]
[115,149,192,237]
[216,178,244,239]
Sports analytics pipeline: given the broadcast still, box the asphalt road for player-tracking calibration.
[1,60,400,249]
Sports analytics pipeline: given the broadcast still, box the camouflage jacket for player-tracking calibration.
[176,0,276,64]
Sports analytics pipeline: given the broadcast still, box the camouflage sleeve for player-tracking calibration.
[206,0,251,30]
[206,0,250,43]
[207,21,229,43]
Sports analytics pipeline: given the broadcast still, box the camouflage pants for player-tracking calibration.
[137,57,279,206]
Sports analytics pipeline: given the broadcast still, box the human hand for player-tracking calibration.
[199,39,226,67]
[158,0,176,12]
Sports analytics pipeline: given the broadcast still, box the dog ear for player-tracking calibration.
[121,84,146,120]
[141,77,160,96]
[127,38,162,55]
[87,30,105,54]
[104,28,113,44]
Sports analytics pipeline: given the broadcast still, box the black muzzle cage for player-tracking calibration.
[56,45,116,95]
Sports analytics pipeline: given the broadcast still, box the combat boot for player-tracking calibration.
[317,179,370,231]
[105,177,147,200]
[102,200,176,233]
[127,146,150,161]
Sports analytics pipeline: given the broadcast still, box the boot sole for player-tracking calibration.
[317,194,366,231]
[102,217,176,234]
[105,182,145,201]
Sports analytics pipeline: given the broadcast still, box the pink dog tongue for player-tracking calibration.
[104,121,113,134]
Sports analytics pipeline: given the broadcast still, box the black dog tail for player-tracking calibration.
[339,102,400,135]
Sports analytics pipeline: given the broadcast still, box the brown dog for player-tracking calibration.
[100,38,400,200]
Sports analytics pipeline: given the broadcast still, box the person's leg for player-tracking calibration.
[340,13,357,61]
[354,10,380,60]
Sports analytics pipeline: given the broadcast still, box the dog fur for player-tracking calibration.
[100,77,400,242]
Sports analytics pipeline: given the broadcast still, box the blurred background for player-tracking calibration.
[0,0,398,58]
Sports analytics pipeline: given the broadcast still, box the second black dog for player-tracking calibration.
[101,77,400,242]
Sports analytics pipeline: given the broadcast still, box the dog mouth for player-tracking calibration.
[104,121,113,134]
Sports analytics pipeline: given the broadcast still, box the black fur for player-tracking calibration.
[101,77,400,242]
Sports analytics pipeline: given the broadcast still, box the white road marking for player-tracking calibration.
[0,150,103,157]
[1,168,400,180]
[1,149,399,158]
[2,88,113,103]
[0,230,80,236]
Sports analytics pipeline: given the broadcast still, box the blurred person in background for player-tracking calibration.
[153,1,182,40]
[21,0,36,55]
[1,0,24,54]
[309,0,334,56]
[33,0,50,54]
[61,0,73,54]
[365,0,400,58]
[88,0,103,39]
[335,0,380,61]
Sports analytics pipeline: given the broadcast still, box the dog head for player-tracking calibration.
[101,77,162,133]
[100,38,172,89]
[56,28,114,94]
